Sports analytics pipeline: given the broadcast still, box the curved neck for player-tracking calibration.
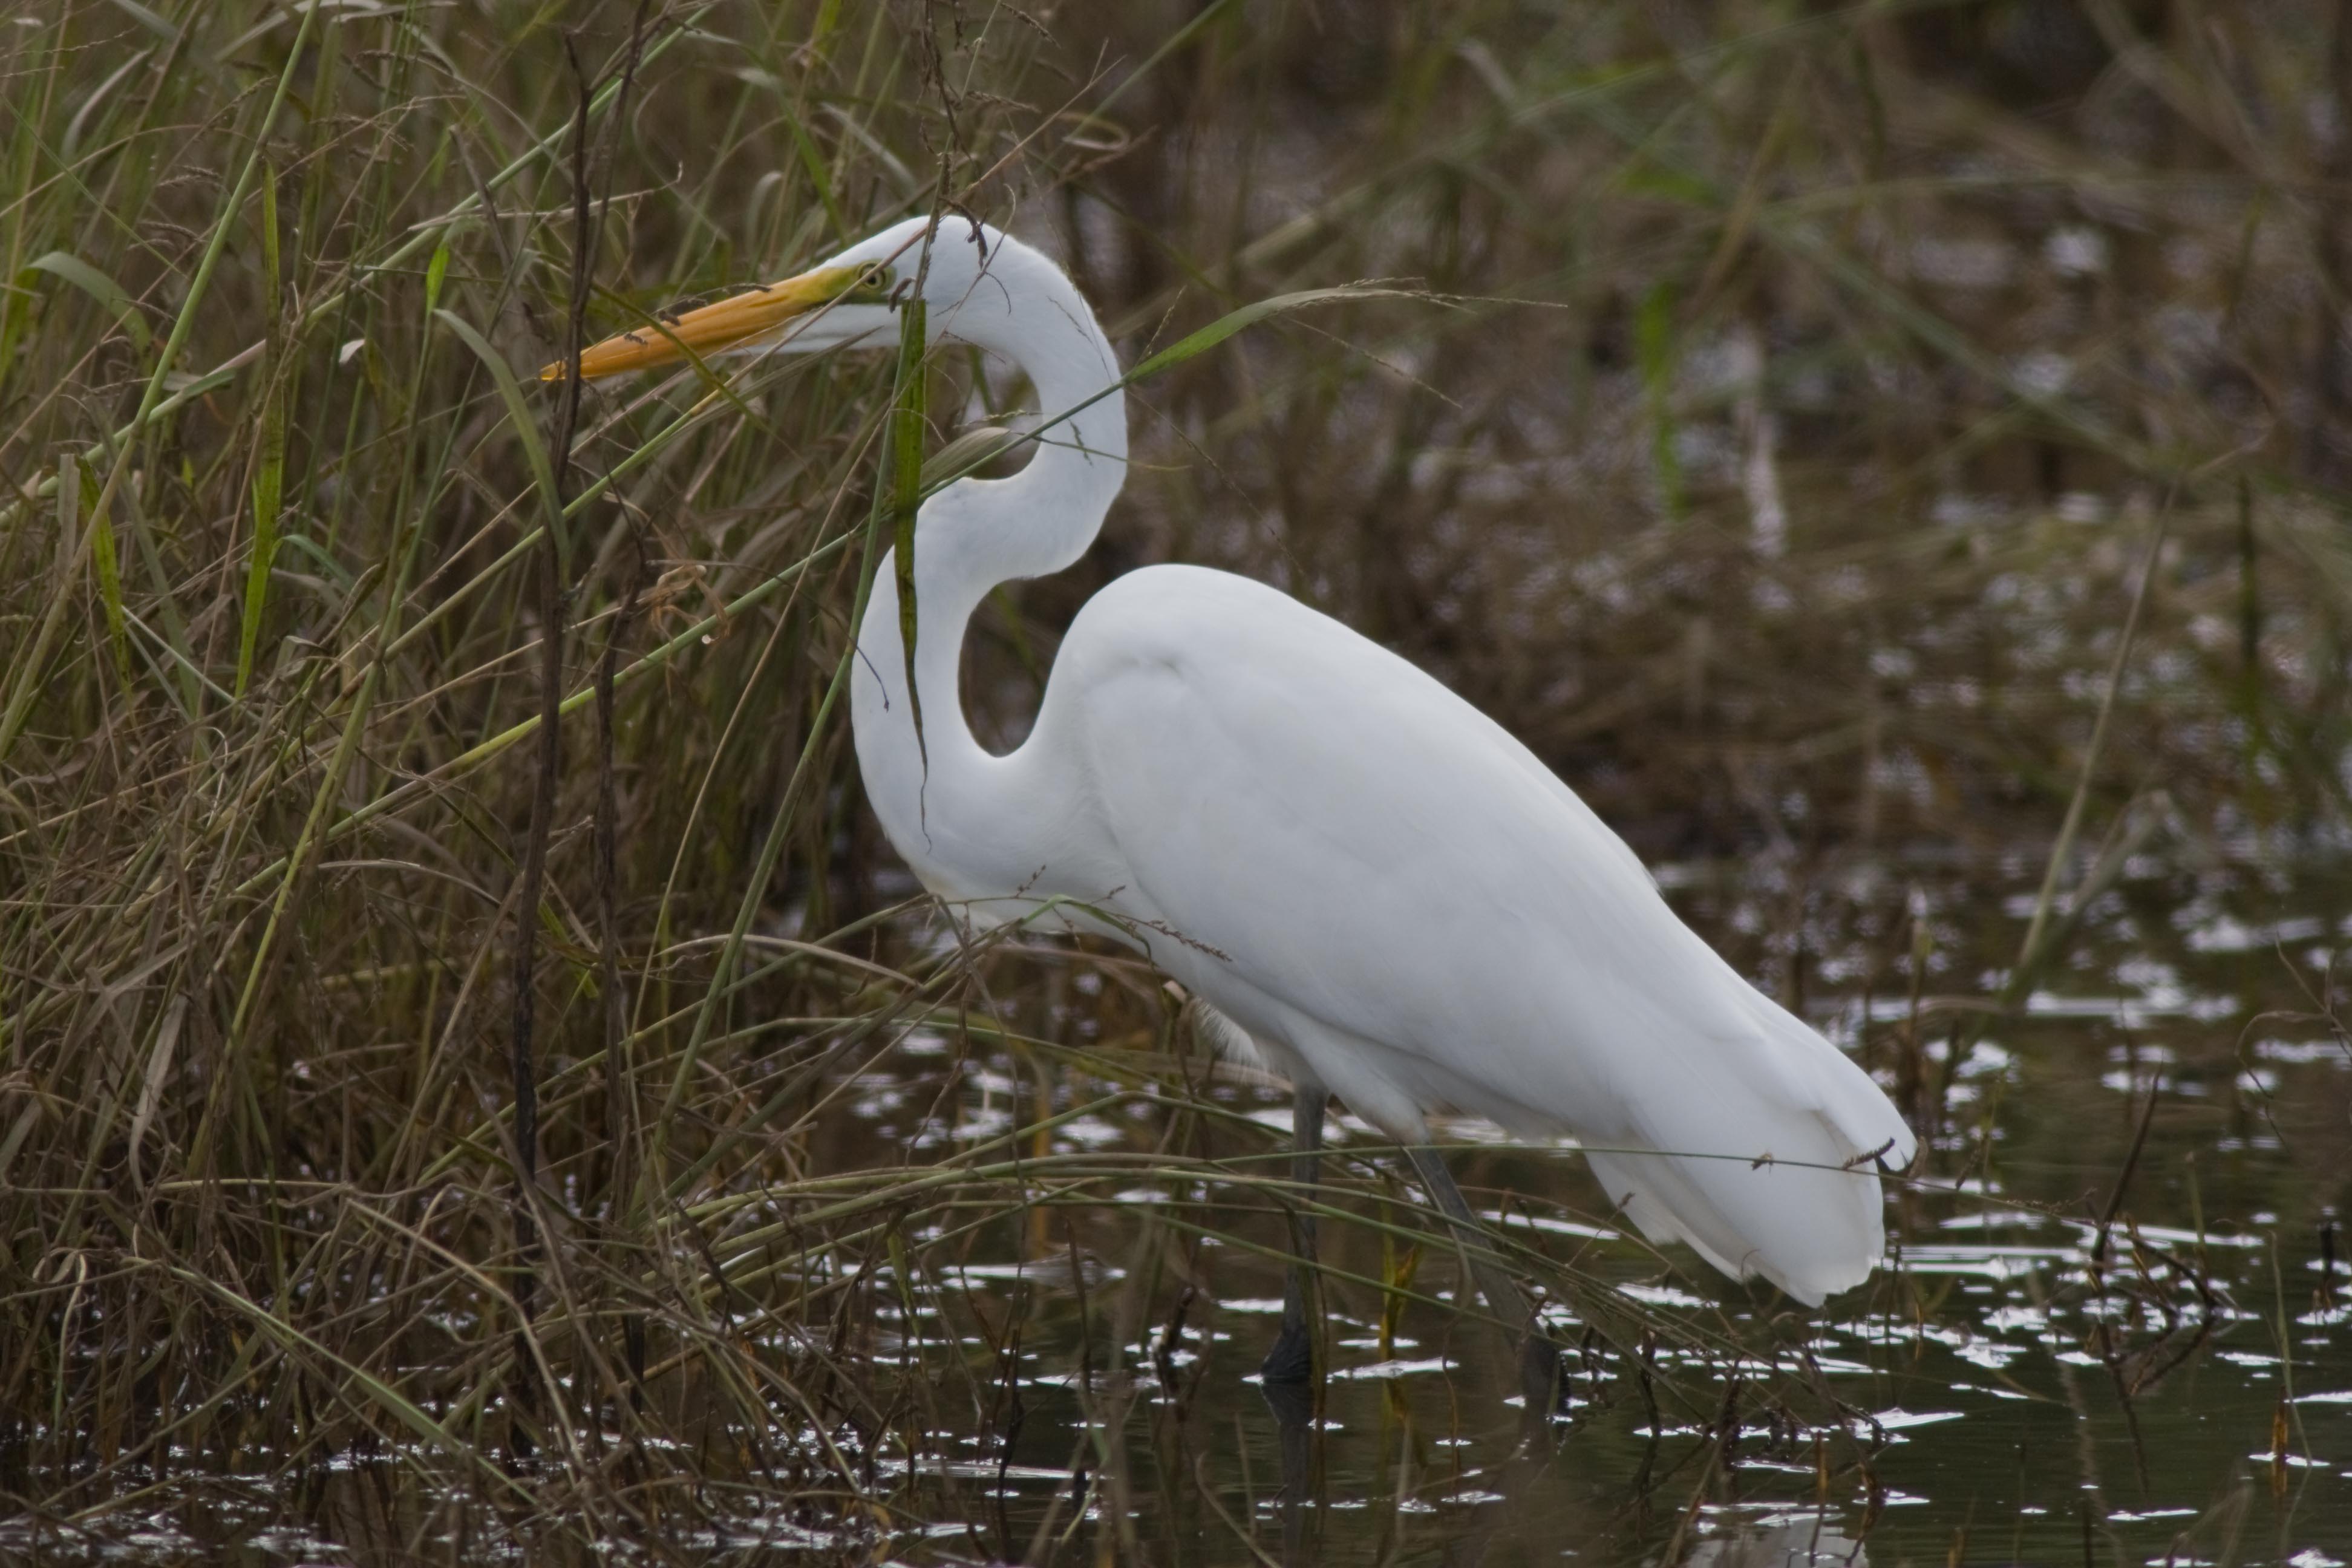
[851,241,1128,891]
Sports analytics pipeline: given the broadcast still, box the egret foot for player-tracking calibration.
[1259,1085,1331,1385]
[1259,1316,1316,1386]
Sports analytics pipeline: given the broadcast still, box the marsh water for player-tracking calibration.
[10,837,2349,1568]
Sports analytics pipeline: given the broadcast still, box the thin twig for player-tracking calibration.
[2018,494,2175,969]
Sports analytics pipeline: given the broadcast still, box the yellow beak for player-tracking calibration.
[540,263,887,381]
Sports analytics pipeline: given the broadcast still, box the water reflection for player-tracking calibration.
[1687,1521,1864,1568]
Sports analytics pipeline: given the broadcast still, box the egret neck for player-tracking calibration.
[848,240,1131,911]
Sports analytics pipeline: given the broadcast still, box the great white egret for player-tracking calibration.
[552,215,1917,1383]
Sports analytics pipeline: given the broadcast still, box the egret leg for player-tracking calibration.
[1259,1086,1330,1385]
[1403,1144,1563,1409]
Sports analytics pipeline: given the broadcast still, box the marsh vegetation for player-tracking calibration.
[2,1,2350,1562]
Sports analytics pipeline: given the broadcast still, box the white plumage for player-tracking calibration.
[584,215,1918,1306]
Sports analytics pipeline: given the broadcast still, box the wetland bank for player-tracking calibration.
[4,1,2352,1563]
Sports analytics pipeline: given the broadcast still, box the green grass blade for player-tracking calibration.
[434,307,566,550]
[235,166,283,696]
[25,251,151,351]
[891,294,927,768]
[83,460,130,686]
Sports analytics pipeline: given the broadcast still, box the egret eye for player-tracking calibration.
[843,267,897,307]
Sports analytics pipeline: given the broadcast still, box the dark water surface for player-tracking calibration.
[10,846,2350,1567]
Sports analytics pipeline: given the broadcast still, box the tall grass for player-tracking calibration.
[4,0,2350,1558]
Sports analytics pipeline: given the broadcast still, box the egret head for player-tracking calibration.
[542,215,1018,382]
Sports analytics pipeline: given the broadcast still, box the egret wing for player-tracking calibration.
[1053,566,1913,1301]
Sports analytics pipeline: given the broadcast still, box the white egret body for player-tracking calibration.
[565,217,1917,1306]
